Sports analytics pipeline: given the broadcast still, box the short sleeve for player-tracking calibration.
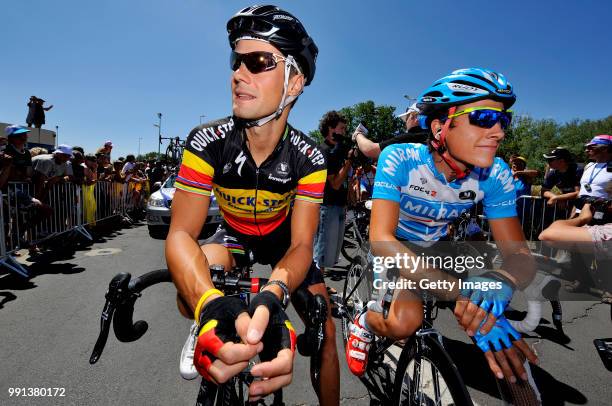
[296,169,327,203]
[175,122,226,196]
[482,159,517,219]
[295,131,327,204]
[372,145,405,203]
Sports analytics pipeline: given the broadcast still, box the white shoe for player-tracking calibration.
[179,322,199,380]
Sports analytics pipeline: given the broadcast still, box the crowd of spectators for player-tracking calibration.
[0,124,171,255]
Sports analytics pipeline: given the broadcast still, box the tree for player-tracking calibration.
[308,100,404,143]
[137,151,163,162]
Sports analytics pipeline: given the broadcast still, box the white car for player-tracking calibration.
[146,174,222,239]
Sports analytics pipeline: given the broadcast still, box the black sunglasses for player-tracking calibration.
[230,51,286,74]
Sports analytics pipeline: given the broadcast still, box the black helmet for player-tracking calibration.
[227,5,318,86]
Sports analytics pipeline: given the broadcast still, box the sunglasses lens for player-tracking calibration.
[230,51,241,71]
[468,110,512,129]
[230,51,277,74]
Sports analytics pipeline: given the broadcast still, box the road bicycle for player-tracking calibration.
[90,263,327,405]
[165,136,186,167]
[335,253,472,405]
[341,200,371,264]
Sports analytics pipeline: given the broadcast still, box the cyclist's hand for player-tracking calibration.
[474,316,539,383]
[455,272,515,336]
[194,296,262,384]
[246,290,296,402]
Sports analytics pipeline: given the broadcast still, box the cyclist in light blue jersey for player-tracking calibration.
[346,68,538,384]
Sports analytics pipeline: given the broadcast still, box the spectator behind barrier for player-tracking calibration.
[540,177,612,293]
[29,147,48,158]
[83,155,98,185]
[0,132,12,189]
[541,147,583,210]
[32,144,74,200]
[579,135,612,200]
[70,151,85,185]
[4,125,33,182]
[2,125,52,253]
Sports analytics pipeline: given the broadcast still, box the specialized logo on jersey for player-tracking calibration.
[289,131,325,166]
[234,151,247,177]
[189,118,235,152]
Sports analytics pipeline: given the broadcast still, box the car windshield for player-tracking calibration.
[164,175,176,188]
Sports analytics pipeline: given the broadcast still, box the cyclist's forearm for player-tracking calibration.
[166,230,216,312]
[269,243,312,294]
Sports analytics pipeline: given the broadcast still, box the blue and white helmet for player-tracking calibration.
[417,68,516,116]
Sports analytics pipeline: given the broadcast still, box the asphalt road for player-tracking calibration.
[1,222,611,405]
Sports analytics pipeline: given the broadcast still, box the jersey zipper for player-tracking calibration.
[254,168,261,236]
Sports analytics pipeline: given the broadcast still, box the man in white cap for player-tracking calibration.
[32,144,74,197]
[353,103,428,159]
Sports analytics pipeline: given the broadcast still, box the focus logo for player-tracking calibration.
[408,184,437,197]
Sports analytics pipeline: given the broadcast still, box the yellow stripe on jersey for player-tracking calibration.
[175,182,212,196]
[213,185,294,220]
[298,169,327,185]
[182,150,215,177]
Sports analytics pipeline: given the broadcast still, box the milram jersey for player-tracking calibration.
[373,143,516,241]
[175,117,327,236]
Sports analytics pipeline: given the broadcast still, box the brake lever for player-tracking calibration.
[89,273,132,364]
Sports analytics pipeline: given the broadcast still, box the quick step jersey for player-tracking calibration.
[176,117,327,236]
[373,143,516,241]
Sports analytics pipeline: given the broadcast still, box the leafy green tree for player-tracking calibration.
[308,100,404,143]
[137,151,162,161]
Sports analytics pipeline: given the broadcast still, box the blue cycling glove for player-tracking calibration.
[459,272,515,318]
[473,316,521,353]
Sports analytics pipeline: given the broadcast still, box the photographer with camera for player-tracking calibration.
[313,111,351,277]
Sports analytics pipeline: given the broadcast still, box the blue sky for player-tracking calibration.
[2,0,611,158]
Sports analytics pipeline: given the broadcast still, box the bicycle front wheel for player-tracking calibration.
[393,335,472,406]
[341,254,372,345]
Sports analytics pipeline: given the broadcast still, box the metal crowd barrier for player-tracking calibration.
[1,180,147,278]
[460,195,575,258]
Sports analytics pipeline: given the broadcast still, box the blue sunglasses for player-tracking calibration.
[447,107,513,129]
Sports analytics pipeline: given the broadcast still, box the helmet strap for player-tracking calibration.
[429,106,471,180]
[243,55,303,128]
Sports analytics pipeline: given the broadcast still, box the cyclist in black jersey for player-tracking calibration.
[166,5,340,405]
